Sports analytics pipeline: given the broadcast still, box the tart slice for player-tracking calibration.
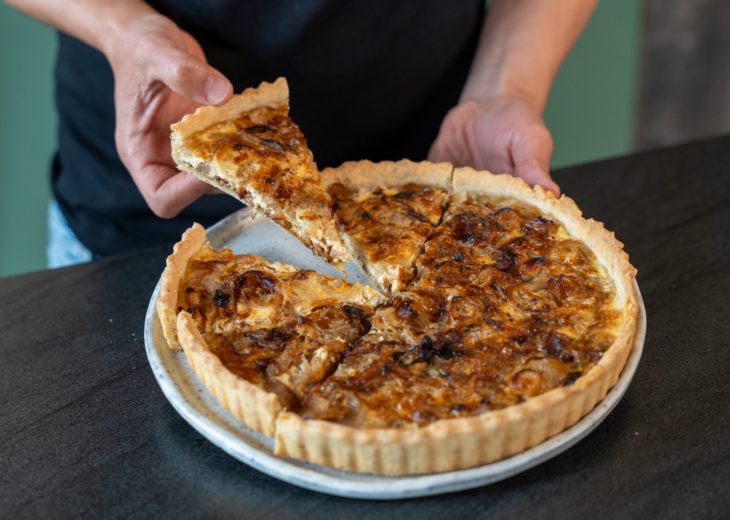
[156,224,384,435]
[321,160,452,292]
[170,78,347,266]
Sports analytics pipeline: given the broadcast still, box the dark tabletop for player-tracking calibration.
[2,136,730,519]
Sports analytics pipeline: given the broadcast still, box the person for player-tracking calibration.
[8,0,596,268]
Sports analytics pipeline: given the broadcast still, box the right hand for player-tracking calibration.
[107,14,233,218]
[429,96,560,195]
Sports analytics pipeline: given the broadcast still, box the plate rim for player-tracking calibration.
[144,211,646,500]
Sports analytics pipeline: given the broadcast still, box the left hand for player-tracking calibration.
[428,96,560,195]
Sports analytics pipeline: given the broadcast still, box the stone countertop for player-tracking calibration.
[1,136,729,519]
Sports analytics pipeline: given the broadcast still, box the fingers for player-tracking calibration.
[428,137,468,166]
[136,164,215,218]
[515,158,561,196]
[113,24,230,218]
[150,47,232,106]
[511,125,561,196]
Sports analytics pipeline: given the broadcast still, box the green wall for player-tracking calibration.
[0,1,639,278]
[545,0,640,167]
[0,4,57,277]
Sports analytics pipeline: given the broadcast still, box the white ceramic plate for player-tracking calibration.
[144,208,647,500]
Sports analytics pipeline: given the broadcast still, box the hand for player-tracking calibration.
[107,14,233,218]
[428,96,560,195]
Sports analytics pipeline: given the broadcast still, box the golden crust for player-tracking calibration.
[177,312,285,437]
[156,223,207,351]
[320,159,453,192]
[274,166,638,475]
[171,77,288,138]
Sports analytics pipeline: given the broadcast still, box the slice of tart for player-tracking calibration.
[170,78,347,266]
[321,160,452,292]
[156,224,383,435]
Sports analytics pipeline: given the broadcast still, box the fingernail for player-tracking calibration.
[206,76,230,104]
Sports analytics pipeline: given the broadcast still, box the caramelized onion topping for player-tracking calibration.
[180,192,620,429]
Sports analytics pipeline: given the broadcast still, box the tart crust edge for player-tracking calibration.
[177,311,285,437]
[157,167,639,475]
[320,159,454,193]
[170,77,288,139]
[157,222,207,352]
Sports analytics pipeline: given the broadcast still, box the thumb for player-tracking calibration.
[151,47,232,106]
[511,126,560,196]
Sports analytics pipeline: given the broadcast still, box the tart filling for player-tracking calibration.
[328,182,448,292]
[178,245,382,402]
[302,193,620,428]
[322,160,452,292]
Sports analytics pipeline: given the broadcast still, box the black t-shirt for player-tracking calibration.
[53,1,484,255]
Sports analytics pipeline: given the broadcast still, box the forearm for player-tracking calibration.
[5,0,158,57]
[461,0,597,112]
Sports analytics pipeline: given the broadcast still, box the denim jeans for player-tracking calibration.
[46,199,93,268]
